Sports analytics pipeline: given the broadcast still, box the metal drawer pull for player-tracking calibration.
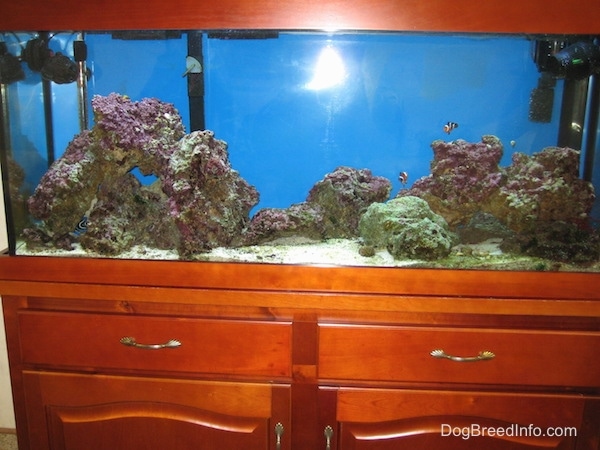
[119,336,181,350]
[324,425,333,450]
[275,422,284,450]
[430,349,495,362]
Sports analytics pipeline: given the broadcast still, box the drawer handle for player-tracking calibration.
[120,336,182,350]
[430,349,495,362]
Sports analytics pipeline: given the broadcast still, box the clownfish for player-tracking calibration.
[398,171,409,185]
[443,121,459,134]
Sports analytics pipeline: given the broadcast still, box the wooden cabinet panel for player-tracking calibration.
[2,263,600,450]
[22,371,291,450]
[318,324,600,387]
[333,388,585,450]
[18,311,292,378]
[339,422,575,450]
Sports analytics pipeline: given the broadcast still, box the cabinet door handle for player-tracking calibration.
[430,349,495,362]
[274,422,284,450]
[119,336,181,350]
[324,425,333,450]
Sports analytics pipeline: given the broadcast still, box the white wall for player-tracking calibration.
[0,162,16,430]
[0,302,15,431]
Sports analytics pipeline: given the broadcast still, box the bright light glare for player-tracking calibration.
[305,46,347,90]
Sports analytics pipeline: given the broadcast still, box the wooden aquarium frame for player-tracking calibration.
[0,0,600,298]
[1,3,600,450]
[0,0,598,34]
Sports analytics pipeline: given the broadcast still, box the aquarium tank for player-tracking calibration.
[1,30,600,270]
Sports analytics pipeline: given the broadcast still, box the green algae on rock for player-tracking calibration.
[359,196,455,260]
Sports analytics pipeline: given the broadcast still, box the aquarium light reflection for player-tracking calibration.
[304,45,347,90]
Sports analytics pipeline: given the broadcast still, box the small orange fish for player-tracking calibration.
[443,121,459,134]
[398,171,408,185]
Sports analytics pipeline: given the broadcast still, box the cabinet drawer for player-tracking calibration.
[318,324,600,387]
[18,311,292,378]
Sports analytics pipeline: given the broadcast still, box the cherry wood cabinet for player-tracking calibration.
[326,388,589,450]
[23,373,290,450]
[313,321,600,450]
[1,257,600,450]
[17,311,292,378]
[318,324,600,387]
[3,291,294,450]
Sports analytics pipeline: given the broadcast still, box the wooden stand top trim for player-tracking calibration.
[0,0,598,34]
[1,255,599,300]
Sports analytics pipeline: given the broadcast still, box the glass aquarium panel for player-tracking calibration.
[1,30,599,270]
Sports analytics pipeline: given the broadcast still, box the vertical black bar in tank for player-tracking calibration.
[557,78,588,151]
[582,74,599,182]
[0,85,10,156]
[40,32,55,166]
[0,85,16,254]
[73,33,89,131]
[186,30,205,131]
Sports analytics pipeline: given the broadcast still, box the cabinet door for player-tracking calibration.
[22,371,290,450]
[327,388,586,450]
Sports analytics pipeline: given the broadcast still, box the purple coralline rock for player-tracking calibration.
[502,220,599,262]
[26,93,185,241]
[243,166,392,244]
[398,136,595,235]
[26,131,101,237]
[487,146,595,233]
[307,166,393,238]
[398,136,505,228]
[162,130,259,257]
[80,174,179,255]
[239,204,325,245]
[91,94,184,175]
[25,94,258,257]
